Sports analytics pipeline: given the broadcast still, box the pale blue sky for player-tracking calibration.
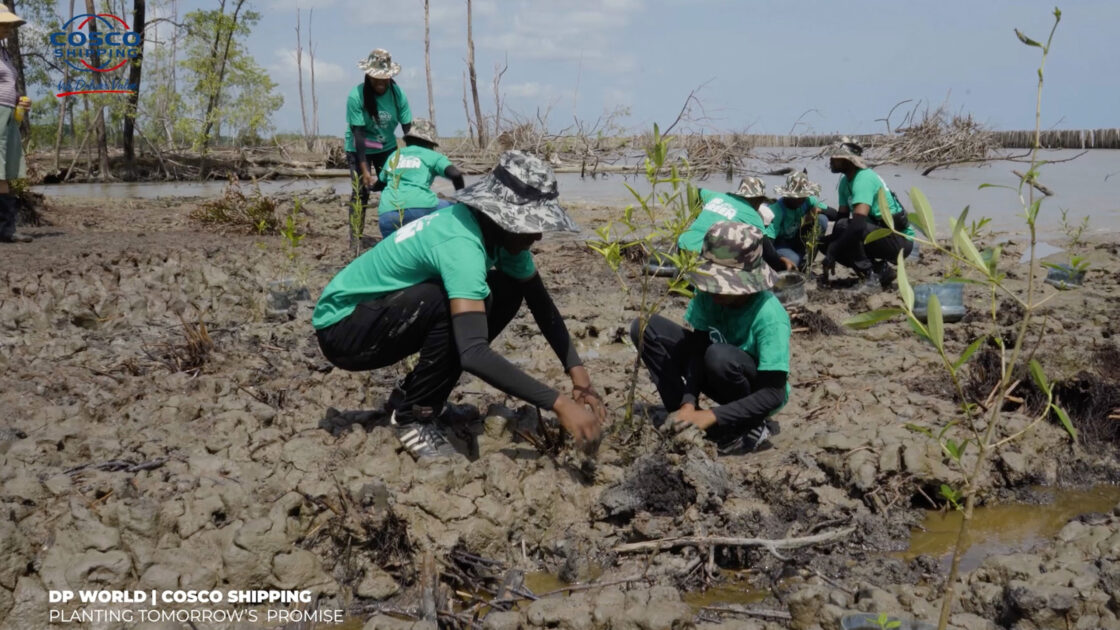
[57,1,1120,137]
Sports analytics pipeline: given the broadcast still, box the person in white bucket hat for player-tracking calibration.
[0,3,32,243]
[345,48,413,248]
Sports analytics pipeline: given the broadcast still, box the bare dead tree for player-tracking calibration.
[466,0,486,147]
[309,8,318,140]
[85,0,112,179]
[295,8,310,147]
[424,0,435,125]
[462,71,475,143]
[491,55,507,139]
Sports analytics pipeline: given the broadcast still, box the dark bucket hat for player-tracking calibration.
[454,151,578,234]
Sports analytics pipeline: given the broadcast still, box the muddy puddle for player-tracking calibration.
[904,485,1120,572]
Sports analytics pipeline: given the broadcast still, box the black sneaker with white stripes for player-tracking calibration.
[390,411,461,460]
[717,419,780,455]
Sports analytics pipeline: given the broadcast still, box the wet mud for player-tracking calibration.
[2,195,1120,629]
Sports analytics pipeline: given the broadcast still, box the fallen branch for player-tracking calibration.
[65,457,169,476]
[613,527,855,555]
[699,605,792,621]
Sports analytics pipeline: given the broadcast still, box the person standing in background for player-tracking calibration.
[345,48,412,248]
[0,4,31,244]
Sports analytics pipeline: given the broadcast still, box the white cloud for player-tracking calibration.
[505,82,551,99]
[269,48,348,84]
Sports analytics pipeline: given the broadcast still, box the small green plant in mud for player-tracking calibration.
[845,9,1075,630]
[588,123,702,431]
[1058,208,1090,247]
[348,172,366,258]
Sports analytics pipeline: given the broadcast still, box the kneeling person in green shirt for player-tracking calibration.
[678,177,793,272]
[313,151,606,460]
[632,221,791,454]
[377,118,466,238]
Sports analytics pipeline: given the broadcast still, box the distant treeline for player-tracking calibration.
[731,129,1120,150]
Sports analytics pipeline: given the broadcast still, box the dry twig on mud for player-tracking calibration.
[613,527,855,559]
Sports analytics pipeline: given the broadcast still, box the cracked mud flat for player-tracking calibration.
[2,193,1120,630]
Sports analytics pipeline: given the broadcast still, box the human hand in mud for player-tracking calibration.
[569,366,608,426]
[667,404,717,432]
[361,171,375,189]
[553,395,602,453]
[780,257,796,271]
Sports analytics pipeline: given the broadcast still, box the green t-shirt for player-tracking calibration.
[678,189,766,253]
[377,145,453,214]
[766,196,828,241]
[343,82,413,154]
[312,204,536,329]
[837,169,915,238]
[684,290,792,407]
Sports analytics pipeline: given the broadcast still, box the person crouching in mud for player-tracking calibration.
[822,140,915,290]
[313,151,607,460]
[632,222,790,454]
[679,176,793,272]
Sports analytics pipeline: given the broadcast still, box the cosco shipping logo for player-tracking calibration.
[50,13,141,97]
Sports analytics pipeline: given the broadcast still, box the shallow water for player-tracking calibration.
[33,149,1120,237]
[904,485,1120,573]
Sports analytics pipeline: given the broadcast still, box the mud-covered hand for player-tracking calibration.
[361,171,375,189]
[569,366,607,425]
[667,404,717,432]
[553,395,602,454]
[780,256,796,271]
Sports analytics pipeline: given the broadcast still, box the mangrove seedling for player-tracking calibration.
[846,9,1075,630]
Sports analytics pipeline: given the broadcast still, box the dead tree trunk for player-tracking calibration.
[123,0,146,176]
[55,0,77,171]
[424,0,435,124]
[308,8,318,141]
[466,0,486,148]
[492,56,507,139]
[85,0,112,180]
[295,8,310,149]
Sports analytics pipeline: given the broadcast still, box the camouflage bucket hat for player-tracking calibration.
[774,171,822,198]
[357,48,401,79]
[689,221,775,296]
[827,137,867,169]
[404,118,439,145]
[733,176,767,198]
[454,151,579,234]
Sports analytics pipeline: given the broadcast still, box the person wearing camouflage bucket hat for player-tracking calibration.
[376,118,467,238]
[680,177,792,272]
[823,137,916,291]
[630,221,791,455]
[345,49,414,249]
[453,150,579,234]
[314,151,605,461]
[766,170,832,271]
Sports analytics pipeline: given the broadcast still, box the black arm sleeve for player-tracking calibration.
[444,165,466,190]
[351,126,368,163]
[520,273,582,372]
[680,329,708,407]
[762,237,786,271]
[835,213,870,268]
[401,122,412,135]
[711,370,787,429]
[452,311,560,409]
[819,206,840,221]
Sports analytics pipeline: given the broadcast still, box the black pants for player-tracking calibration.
[828,218,914,273]
[630,315,758,441]
[346,150,392,240]
[316,271,528,422]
